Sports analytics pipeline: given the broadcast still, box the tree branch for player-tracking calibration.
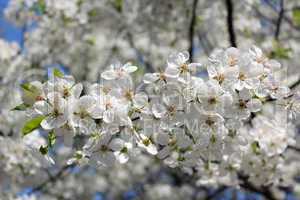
[288,145,300,152]
[30,164,74,194]
[238,173,278,200]
[225,0,237,47]
[188,0,199,62]
[274,0,284,41]
[264,0,300,31]
[289,78,300,90]
[127,32,155,73]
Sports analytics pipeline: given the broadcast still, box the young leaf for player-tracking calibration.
[292,8,300,26]
[113,0,123,12]
[20,83,35,92]
[53,68,64,78]
[22,116,46,136]
[48,130,56,147]
[251,141,260,155]
[11,103,29,111]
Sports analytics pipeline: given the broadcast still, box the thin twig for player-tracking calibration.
[30,164,74,194]
[188,0,199,62]
[238,173,278,200]
[274,0,284,41]
[289,78,300,90]
[127,32,155,73]
[288,145,300,152]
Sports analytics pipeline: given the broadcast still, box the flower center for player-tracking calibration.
[124,90,133,101]
[238,99,247,109]
[208,97,217,105]
[63,88,70,98]
[238,73,246,81]
[214,74,225,84]
[180,63,189,73]
[35,95,44,101]
[205,118,215,126]
[228,56,237,66]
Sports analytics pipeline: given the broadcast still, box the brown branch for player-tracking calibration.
[264,1,300,31]
[288,145,300,152]
[188,0,199,62]
[238,173,278,200]
[289,78,300,90]
[225,0,237,47]
[274,0,284,41]
[127,32,155,73]
[30,164,75,194]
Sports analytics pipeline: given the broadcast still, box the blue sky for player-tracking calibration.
[0,0,23,43]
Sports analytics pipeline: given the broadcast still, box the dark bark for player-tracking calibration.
[225,0,237,47]
[188,0,199,62]
[274,0,284,40]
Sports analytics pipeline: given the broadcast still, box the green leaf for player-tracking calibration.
[22,116,46,136]
[113,0,123,12]
[86,37,96,46]
[270,42,292,59]
[11,103,29,111]
[20,83,35,92]
[39,145,48,155]
[88,9,97,17]
[75,151,83,159]
[53,68,64,78]
[77,0,84,6]
[251,141,260,155]
[48,130,56,147]
[32,0,46,14]
[292,8,300,26]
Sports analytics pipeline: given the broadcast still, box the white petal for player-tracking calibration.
[234,80,245,91]
[264,59,281,72]
[103,109,114,123]
[247,99,262,112]
[123,64,138,73]
[100,152,115,166]
[226,47,239,57]
[71,83,83,98]
[34,101,50,115]
[143,73,159,84]
[89,106,104,119]
[165,66,180,78]
[156,132,169,145]
[109,138,124,151]
[79,95,95,109]
[146,143,158,155]
[101,70,117,80]
[207,65,218,78]
[244,78,260,89]
[221,93,233,107]
[179,51,190,63]
[152,103,166,118]
[133,92,148,108]
[239,89,251,100]
[116,153,129,164]
[41,116,67,130]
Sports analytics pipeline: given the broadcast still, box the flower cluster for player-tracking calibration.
[18,46,299,186]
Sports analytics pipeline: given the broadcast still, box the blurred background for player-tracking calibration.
[0,0,300,199]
